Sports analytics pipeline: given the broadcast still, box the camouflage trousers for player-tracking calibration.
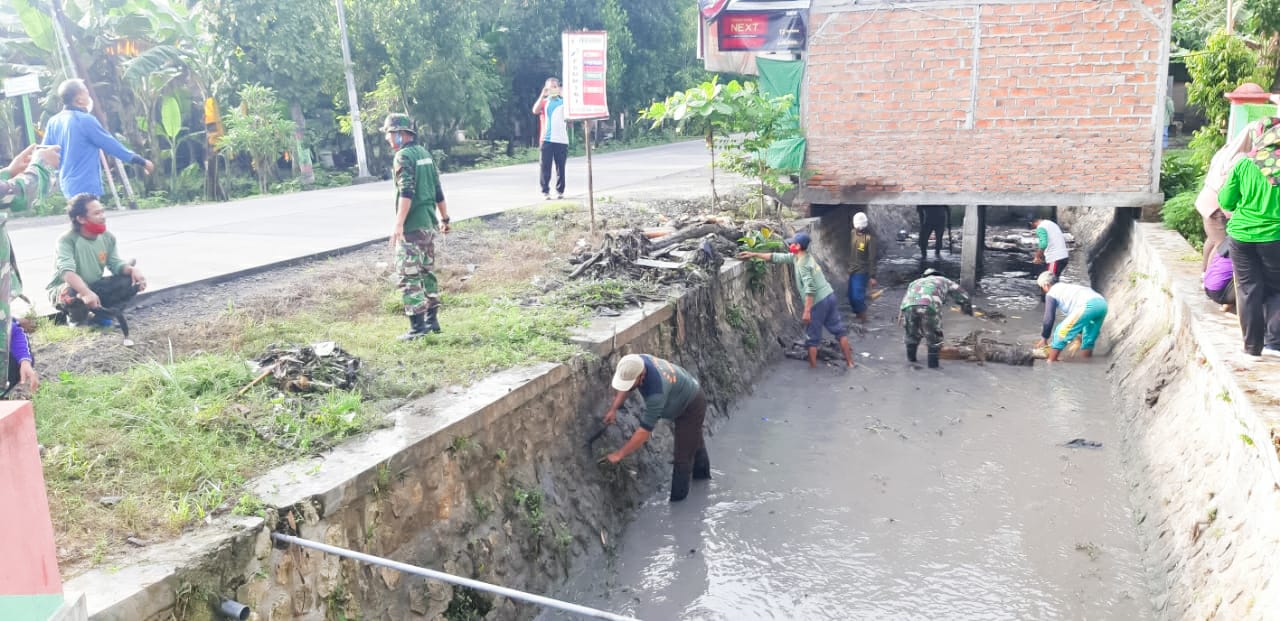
[397,228,440,316]
[902,304,943,347]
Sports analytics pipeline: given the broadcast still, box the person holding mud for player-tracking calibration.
[739,231,855,369]
[601,354,709,502]
[849,211,877,321]
[47,193,147,330]
[899,268,972,368]
[1035,271,1108,363]
[382,113,451,340]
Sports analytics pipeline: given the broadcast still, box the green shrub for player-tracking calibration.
[1161,150,1204,197]
[1162,190,1204,251]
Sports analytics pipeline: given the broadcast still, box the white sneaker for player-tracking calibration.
[1263,348,1280,359]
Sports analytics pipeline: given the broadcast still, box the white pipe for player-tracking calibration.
[270,532,638,621]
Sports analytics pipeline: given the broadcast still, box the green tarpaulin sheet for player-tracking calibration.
[756,57,805,171]
[765,136,806,172]
[756,57,803,114]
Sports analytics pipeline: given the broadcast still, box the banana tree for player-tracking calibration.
[159,93,191,195]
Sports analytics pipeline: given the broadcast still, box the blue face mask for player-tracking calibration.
[393,133,405,148]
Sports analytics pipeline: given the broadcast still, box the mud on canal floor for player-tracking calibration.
[549,248,1152,620]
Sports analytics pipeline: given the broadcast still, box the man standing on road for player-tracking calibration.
[849,211,878,321]
[42,79,153,199]
[899,268,973,368]
[739,231,856,369]
[601,354,710,502]
[917,205,950,261]
[47,194,147,328]
[532,77,569,200]
[383,113,451,341]
[2,143,60,386]
[1031,216,1070,280]
[1035,271,1108,363]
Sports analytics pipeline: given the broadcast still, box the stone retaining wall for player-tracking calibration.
[67,258,801,621]
[1100,223,1280,620]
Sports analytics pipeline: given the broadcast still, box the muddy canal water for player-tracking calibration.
[549,251,1151,620]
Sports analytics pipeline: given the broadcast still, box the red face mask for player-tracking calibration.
[788,243,802,254]
[81,221,107,236]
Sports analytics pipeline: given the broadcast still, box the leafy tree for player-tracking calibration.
[216,84,294,193]
[1185,31,1272,167]
[641,78,802,212]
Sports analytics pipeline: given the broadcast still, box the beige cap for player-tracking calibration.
[612,354,645,391]
[1037,271,1056,288]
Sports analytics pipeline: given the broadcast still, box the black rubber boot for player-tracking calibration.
[398,313,428,341]
[927,345,941,369]
[906,343,919,362]
[423,305,442,334]
[692,448,711,480]
[670,467,692,502]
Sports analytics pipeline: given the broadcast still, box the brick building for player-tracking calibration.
[800,0,1169,210]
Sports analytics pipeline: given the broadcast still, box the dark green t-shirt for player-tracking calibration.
[393,144,444,233]
[636,355,701,431]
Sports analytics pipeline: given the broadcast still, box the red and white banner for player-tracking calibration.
[562,31,609,121]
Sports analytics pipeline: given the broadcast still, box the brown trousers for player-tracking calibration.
[672,391,707,472]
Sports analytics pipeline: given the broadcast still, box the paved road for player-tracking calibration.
[8,140,708,314]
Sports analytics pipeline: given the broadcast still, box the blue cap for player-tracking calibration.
[787,231,811,250]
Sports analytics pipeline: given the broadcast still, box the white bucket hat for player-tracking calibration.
[853,212,869,230]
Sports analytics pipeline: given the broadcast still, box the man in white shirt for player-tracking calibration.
[1031,216,1070,280]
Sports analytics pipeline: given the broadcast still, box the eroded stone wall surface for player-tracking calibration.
[1099,223,1280,620]
[229,261,801,621]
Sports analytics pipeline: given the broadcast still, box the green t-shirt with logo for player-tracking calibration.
[393,144,444,233]
[47,230,127,299]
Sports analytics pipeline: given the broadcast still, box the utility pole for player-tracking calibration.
[334,0,371,179]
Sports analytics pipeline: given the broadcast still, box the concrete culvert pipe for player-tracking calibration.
[217,599,250,620]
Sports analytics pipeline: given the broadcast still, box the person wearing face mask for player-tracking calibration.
[531,77,569,200]
[47,193,146,329]
[739,231,856,369]
[42,79,153,200]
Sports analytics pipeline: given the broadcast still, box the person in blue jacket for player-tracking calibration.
[42,79,153,199]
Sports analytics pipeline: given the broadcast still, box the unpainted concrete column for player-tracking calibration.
[960,204,986,291]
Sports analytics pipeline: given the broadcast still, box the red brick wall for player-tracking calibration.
[802,0,1167,202]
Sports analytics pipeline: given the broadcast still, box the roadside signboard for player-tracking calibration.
[561,31,609,121]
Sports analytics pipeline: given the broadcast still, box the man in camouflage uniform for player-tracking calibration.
[383,113,451,340]
[0,144,60,385]
[899,267,972,368]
